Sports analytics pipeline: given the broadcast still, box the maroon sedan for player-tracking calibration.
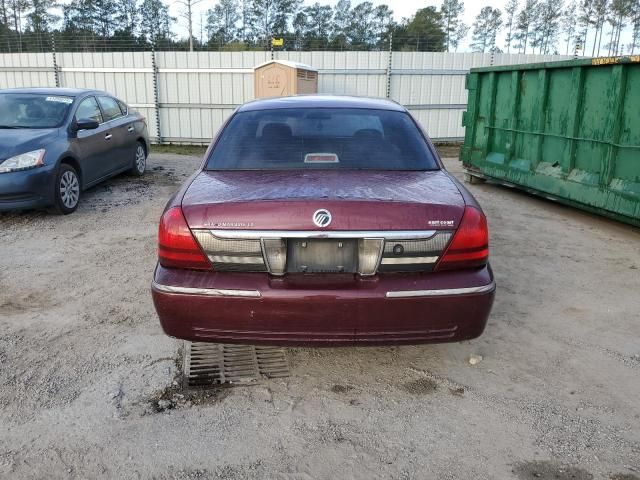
[152,95,495,346]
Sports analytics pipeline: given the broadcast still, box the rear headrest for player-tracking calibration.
[262,123,292,139]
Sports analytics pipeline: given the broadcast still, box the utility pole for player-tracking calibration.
[172,0,204,52]
[200,12,204,46]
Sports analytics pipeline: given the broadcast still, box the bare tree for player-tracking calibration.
[173,0,205,51]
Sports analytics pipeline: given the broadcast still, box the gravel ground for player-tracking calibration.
[1,153,639,480]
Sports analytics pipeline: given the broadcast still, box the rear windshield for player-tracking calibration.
[0,93,73,129]
[206,108,439,171]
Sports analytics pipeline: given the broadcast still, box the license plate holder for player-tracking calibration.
[287,239,358,273]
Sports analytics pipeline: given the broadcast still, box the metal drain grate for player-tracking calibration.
[183,342,290,388]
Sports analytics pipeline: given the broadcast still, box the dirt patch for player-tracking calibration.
[400,377,438,394]
[513,461,593,479]
[330,384,354,394]
[1,155,640,479]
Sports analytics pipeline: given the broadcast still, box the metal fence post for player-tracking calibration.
[51,33,60,87]
[386,32,393,99]
[151,44,162,144]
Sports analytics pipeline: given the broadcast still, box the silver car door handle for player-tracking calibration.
[127,126,134,133]
[105,133,113,140]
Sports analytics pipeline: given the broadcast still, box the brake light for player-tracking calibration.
[436,206,489,271]
[158,206,211,270]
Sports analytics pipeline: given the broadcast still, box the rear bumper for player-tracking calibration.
[152,265,496,346]
[0,165,56,211]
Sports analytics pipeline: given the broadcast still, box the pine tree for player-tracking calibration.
[441,0,464,52]
[1,0,9,26]
[93,0,118,38]
[250,0,297,46]
[450,23,469,51]
[606,0,634,55]
[514,0,538,53]
[591,0,608,56]
[114,0,140,36]
[372,4,393,48]
[206,0,240,47]
[538,0,563,54]
[578,0,595,55]
[471,6,503,53]
[398,6,446,52]
[305,2,333,45]
[561,0,579,54]
[8,0,29,46]
[504,0,519,52]
[348,1,375,49]
[138,0,173,45]
[630,0,640,53]
[26,0,57,34]
[330,0,351,49]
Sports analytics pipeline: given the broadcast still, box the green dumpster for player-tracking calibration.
[461,56,640,227]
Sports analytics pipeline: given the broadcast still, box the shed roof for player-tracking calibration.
[254,59,318,72]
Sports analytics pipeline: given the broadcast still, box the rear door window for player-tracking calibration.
[116,99,128,115]
[75,97,103,124]
[97,96,124,122]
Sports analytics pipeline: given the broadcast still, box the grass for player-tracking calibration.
[150,144,208,156]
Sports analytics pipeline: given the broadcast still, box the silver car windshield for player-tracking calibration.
[0,93,74,129]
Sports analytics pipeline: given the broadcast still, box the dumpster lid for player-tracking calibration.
[254,59,318,72]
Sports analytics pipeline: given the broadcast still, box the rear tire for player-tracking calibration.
[129,141,146,177]
[53,164,81,215]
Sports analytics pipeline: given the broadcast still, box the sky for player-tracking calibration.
[169,0,633,55]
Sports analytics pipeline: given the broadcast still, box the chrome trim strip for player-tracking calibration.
[380,256,439,265]
[209,255,265,264]
[386,281,496,298]
[207,230,438,240]
[152,281,261,298]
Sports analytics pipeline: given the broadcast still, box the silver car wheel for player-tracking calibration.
[59,170,80,209]
[135,144,146,173]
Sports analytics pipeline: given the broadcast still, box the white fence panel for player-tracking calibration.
[156,52,269,142]
[0,53,55,88]
[0,51,577,143]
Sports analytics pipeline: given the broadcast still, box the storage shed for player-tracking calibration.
[254,60,318,98]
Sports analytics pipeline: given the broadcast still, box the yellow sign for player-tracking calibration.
[272,38,284,47]
[591,55,640,66]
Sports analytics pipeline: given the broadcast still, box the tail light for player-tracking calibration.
[435,206,489,271]
[158,206,211,270]
[379,234,452,273]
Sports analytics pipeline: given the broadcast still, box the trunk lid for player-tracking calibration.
[182,170,465,230]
